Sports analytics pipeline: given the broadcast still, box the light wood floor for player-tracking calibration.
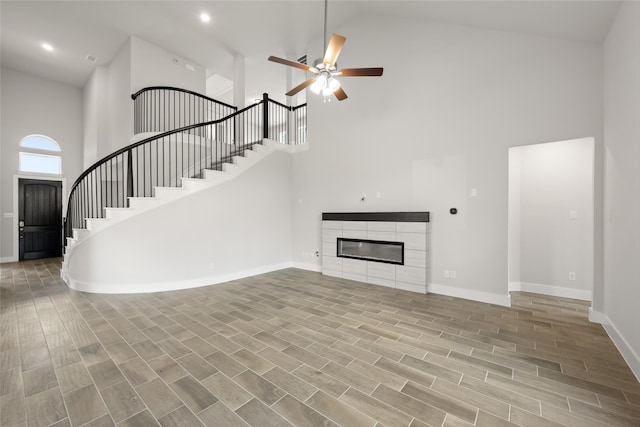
[1,259,639,427]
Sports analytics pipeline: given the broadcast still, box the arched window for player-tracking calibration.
[19,135,62,175]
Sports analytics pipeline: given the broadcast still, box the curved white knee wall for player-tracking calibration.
[65,151,294,294]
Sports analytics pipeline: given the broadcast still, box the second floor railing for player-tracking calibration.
[65,90,306,240]
[132,86,238,134]
[265,96,307,145]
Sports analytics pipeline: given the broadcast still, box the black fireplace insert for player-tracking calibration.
[337,238,404,265]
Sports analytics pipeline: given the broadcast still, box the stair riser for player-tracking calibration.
[128,198,159,210]
[105,209,135,221]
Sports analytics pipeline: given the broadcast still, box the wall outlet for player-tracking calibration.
[209,262,215,270]
[444,270,450,279]
[569,210,578,219]
[376,192,381,198]
[314,249,320,258]
[450,270,457,279]
[569,272,576,281]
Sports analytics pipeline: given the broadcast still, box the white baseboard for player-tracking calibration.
[428,282,511,307]
[508,281,521,291]
[598,312,640,382]
[588,307,606,324]
[509,281,592,301]
[65,262,294,294]
[0,256,18,264]
[292,262,322,272]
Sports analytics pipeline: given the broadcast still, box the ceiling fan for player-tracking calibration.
[267,0,383,102]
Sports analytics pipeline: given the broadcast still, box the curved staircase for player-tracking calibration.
[61,88,307,292]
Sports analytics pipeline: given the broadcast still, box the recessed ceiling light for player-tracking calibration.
[42,43,53,52]
[200,12,211,23]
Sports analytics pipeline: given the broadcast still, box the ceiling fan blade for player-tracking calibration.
[334,86,348,101]
[286,78,316,96]
[338,67,384,77]
[322,33,346,67]
[268,56,317,73]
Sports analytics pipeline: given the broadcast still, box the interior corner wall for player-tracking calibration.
[603,0,640,379]
[108,39,133,152]
[130,36,206,95]
[91,36,206,155]
[293,15,603,304]
[507,148,522,286]
[0,67,83,261]
[514,138,594,299]
[83,66,109,167]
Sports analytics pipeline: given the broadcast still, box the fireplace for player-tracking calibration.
[337,238,404,265]
[322,212,430,294]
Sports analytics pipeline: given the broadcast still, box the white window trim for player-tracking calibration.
[19,134,62,152]
[19,152,63,176]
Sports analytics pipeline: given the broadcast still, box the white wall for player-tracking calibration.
[131,36,206,95]
[602,1,640,379]
[0,67,83,261]
[206,74,234,106]
[84,36,207,157]
[507,148,522,286]
[108,40,132,153]
[509,138,594,300]
[293,16,603,305]
[65,151,293,292]
[83,66,109,167]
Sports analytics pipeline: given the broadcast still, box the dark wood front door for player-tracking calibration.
[19,179,63,260]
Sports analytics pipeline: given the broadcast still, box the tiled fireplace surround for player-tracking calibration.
[322,212,430,294]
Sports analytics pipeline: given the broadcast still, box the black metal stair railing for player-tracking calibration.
[264,96,308,145]
[64,89,306,241]
[131,86,237,134]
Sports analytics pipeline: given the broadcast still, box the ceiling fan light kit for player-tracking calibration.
[309,70,341,102]
[267,1,383,102]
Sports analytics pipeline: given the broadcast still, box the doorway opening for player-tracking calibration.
[508,137,594,301]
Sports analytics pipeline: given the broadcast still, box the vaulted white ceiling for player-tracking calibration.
[0,0,621,101]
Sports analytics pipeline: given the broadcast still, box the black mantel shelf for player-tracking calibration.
[322,212,429,222]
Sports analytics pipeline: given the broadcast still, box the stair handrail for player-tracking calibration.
[131,86,238,135]
[65,103,257,240]
[131,86,237,110]
[69,104,254,195]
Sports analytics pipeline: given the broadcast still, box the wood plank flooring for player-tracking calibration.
[1,258,639,427]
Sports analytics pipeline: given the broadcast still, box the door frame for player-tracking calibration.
[10,174,66,263]
[507,137,595,301]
